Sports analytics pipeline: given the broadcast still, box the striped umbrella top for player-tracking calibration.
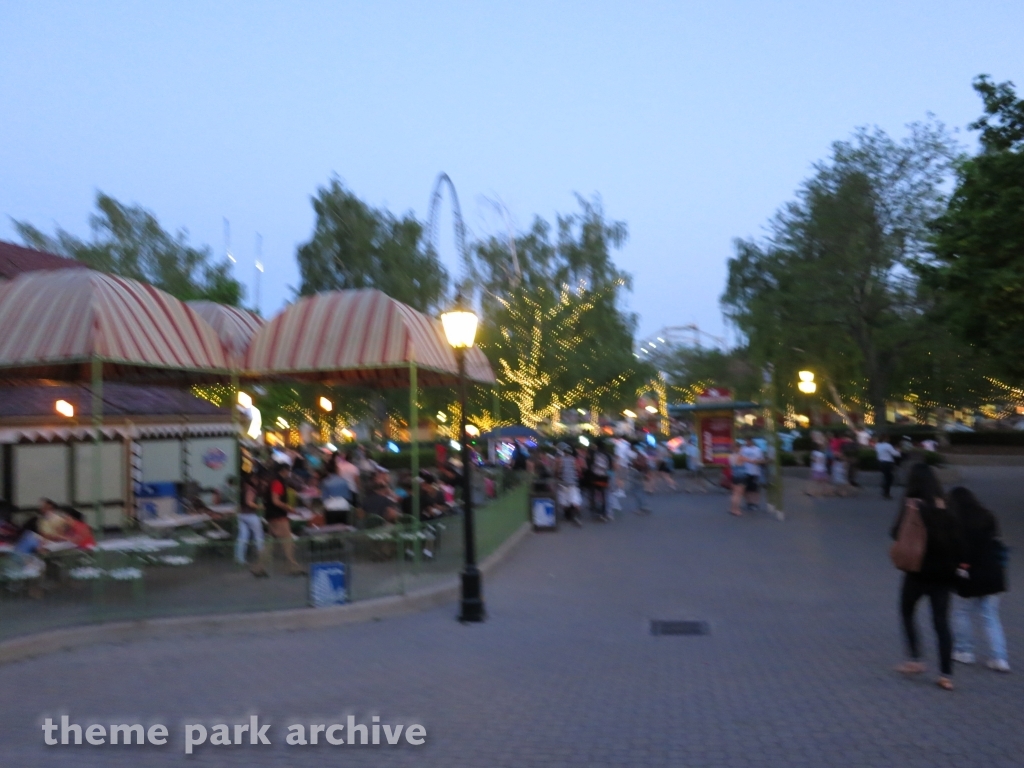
[245,289,495,386]
[187,300,264,368]
[0,268,228,381]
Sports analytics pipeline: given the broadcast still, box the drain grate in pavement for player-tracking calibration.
[650,620,709,636]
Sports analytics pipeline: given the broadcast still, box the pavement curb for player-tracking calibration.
[0,521,532,666]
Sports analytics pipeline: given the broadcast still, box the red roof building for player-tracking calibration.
[0,240,86,281]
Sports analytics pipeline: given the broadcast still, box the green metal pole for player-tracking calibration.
[764,365,784,518]
[410,361,419,520]
[492,386,501,477]
[231,373,241,495]
[331,385,338,445]
[91,357,104,539]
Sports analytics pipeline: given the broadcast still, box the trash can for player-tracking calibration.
[136,481,179,521]
[529,478,558,532]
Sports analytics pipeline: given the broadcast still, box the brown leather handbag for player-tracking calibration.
[890,498,926,573]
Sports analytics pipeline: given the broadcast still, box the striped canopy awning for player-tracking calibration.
[245,289,495,387]
[187,300,264,369]
[0,268,229,382]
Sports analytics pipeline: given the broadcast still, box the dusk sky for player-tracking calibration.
[3,1,1023,344]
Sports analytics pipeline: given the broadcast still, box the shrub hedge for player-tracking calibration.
[948,431,1024,447]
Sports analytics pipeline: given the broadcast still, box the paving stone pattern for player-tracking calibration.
[1,466,1022,767]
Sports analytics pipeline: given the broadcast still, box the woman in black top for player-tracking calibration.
[253,463,303,577]
[891,463,965,690]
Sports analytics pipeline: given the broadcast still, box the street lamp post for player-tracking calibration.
[798,371,817,427]
[441,300,485,623]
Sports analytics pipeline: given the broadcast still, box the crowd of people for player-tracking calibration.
[232,445,466,577]
[2,430,1013,690]
[1,498,97,555]
[0,498,98,598]
[529,437,684,527]
[797,429,941,500]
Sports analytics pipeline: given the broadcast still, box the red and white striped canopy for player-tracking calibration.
[0,268,228,381]
[187,300,264,369]
[245,289,495,386]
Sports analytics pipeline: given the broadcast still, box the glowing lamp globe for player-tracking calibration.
[798,380,817,394]
[441,310,478,349]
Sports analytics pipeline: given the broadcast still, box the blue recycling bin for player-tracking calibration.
[135,482,179,520]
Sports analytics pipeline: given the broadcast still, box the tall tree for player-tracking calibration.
[482,282,636,427]
[648,345,760,403]
[296,178,448,313]
[471,195,644,423]
[722,121,959,425]
[928,76,1024,381]
[14,192,243,305]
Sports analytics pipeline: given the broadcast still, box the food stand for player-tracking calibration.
[667,388,761,471]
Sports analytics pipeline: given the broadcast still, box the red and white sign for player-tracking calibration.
[696,387,733,403]
[699,415,733,465]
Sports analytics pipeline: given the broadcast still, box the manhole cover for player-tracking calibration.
[650,620,709,636]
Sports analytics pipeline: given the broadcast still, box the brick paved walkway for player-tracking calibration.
[2,467,1022,767]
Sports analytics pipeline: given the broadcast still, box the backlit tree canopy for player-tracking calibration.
[471,196,645,425]
[296,178,448,313]
[722,121,965,425]
[928,76,1024,382]
[15,192,243,305]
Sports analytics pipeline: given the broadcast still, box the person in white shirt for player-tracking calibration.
[807,448,829,497]
[729,441,747,516]
[334,451,362,505]
[875,436,901,499]
[738,441,765,510]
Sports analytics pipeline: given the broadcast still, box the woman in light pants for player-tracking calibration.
[953,596,1008,670]
[235,473,265,566]
[949,487,1010,672]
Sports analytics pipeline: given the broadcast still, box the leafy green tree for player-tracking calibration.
[928,76,1024,381]
[722,121,959,425]
[471,195,644,423]
[296,178,448,313]
[648,345,760,403]
[14,192,243,305]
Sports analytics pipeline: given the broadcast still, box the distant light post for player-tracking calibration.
[797,371,817,426]
[797,371,816,394]
[441,296,484,623]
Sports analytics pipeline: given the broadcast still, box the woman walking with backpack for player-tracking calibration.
[890,463,966,690]
[948,487,1010,672]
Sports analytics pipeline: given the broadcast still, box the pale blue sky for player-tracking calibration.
[2,1,1022,342]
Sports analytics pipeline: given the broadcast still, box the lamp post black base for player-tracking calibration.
[458,567,486,623]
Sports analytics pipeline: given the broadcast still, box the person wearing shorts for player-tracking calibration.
[655,443,677,491]
[738,440,765,511]
[253,463,304,577]
[557,445,583,527]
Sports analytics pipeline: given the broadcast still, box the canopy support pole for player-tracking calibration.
[231,373,241,497]
[91,357,104,539]
[409,361,419,520]
[492,387,501,466]
[762,365,783,516]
